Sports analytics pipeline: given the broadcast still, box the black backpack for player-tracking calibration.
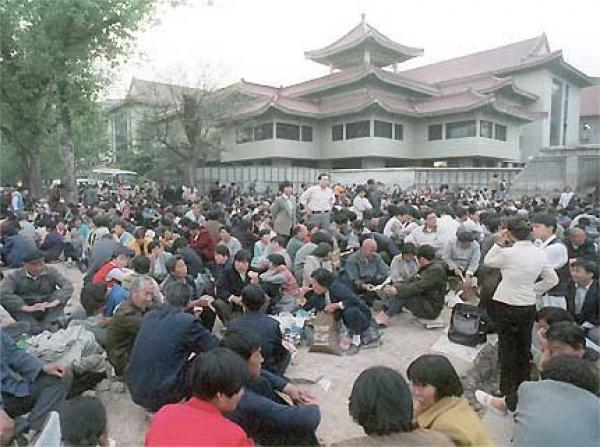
[448,303,488,347]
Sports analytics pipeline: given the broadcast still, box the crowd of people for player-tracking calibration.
[0,174,599,446]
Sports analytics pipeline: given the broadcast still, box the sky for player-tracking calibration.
[107,0,600,97]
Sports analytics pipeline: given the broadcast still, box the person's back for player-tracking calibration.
[512,380,600,447]
[5,234,36,267]
[126,306,217,411]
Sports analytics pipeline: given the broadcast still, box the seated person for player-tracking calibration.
[344,238,390,303]
[510,356,600,447]
[211,244,232,282]
[442,231,480,281]
[161,255,216,330]
[258,236,291,270]
[221,329,320,446]
[147,240,173,283]
[172,236,205,278]
[120,255,163,305]
[218,225,242,258]
[229,285,290,377]
[0,329,70,441]
[126,282,218,412]
[532,306,575,364]
[302,243,334,288]
[382,205,418,244]
[2,224,36,267]
[59,396,112,447]
[299,268,380,356]
[565,226,599,262]
[565,258,599,344]
[337,366,452,446]
[259,254,299,313]
[377,245,447,325]
[39,221,64,263]
[293,231,330,283]
[407,354,492,447]
[251,229,271,270]
[286,225,308,265]
[105,276,154,376]
[75,282,110,347]
[0,249,74,334]
[389,242,419,284]
[215,250,258,326]
[92,247,134,288]
[145,348,252,446]
[188,221,216,264]
[63,224,84,269]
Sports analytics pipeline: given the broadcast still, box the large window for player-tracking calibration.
[236,126,253,144]
[394,123,404,141]
[254,123,273,141]
[480,120,493,138]
[301,125,313,142]
[428,124,443,141]
[374,120,392,139]
[562,84,569,146]
[446,120,476,139]
[346,120,370,139]
[550,79,563,146]
[331,124,344,141]
[494,123,507,141]
[276,123,300,140]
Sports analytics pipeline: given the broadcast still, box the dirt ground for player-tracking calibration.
[31,265,514,446]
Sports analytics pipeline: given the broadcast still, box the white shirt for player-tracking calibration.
[484,241,558,306]
[299,185,335,212]
[352,196,372,220]
[536,235,568,270]
[405,225,445,252]
[383,217,418,241]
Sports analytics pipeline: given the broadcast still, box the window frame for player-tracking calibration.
[301,125,313,142]
[445,120,477,139]
[394,123,404,141]
[275,122,300,141]
[331,124,344,141]
[494,123,507,141]
[428,124,443,141]
[253,122,274,141]
[480,120,494,139]
[345,120,371,139]
[374,120,393,139]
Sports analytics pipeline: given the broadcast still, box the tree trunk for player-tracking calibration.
[25,149,42,200]
[186,150,199,187]
[57,103,77,204]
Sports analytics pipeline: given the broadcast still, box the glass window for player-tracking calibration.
[550,79,563,146]
[394,123,404,141]
[494,124,507,141]
[115,115,128,152]
[374,120,392,139]
[480,120,493,138]
[446,120,477,139]
[276,123,300,140]
[346,120,370,139]
[331,124,343,141]
[301,125,313,142]
[562,84,569,145]
[254,123,273,141]
[236,126,253,144]
[428,124,443,140]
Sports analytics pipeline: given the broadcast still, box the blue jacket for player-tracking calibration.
[126,306,218,410]
[228,312,289,375]
[304,280,370,315]
[0,330,43,408]
[227,369,320,445]
[3,235,36,267]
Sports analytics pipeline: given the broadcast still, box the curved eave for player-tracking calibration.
[289,67,438,98]
[479,79,539,101]
[305,34,423,64]
[490,102,536,122]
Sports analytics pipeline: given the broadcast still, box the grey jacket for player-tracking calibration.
[344,251,390,291]
[442,240,481,275]
[0,267,74,314]
[270,195,296,236]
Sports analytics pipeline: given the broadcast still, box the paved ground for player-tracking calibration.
[6,264,514,446]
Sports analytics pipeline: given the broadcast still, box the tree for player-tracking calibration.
[133,76,247,185]
[0,0,179,200]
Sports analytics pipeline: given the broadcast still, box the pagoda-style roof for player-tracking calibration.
[304,16,423,69]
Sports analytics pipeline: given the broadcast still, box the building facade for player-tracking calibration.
[108,18,595,177]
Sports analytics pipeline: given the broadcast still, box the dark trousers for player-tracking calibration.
[12,305,65,335]
[494,301,536,395]
[2,372,71,432]
[385,295,441,320]
[340,307,370,336]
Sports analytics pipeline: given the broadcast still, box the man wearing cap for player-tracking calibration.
[377,245,447,324]
[0,249,74,334]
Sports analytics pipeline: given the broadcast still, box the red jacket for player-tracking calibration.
[145,398,253,446]
[92,261,119,287]
[189,228,216,263]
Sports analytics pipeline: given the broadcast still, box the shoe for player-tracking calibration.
[475,390,507,415]
[361,326,382,346]
[346,344,360,356]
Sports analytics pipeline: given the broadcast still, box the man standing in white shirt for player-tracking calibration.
[299,174,335,230]
[531,213,569,309]
[484,217,558,395]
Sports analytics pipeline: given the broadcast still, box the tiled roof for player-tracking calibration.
[400,35,550,84]
[127,78,199,105]
[305,20,423,65]
[580,84,600,117]
[237,80,279,97]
